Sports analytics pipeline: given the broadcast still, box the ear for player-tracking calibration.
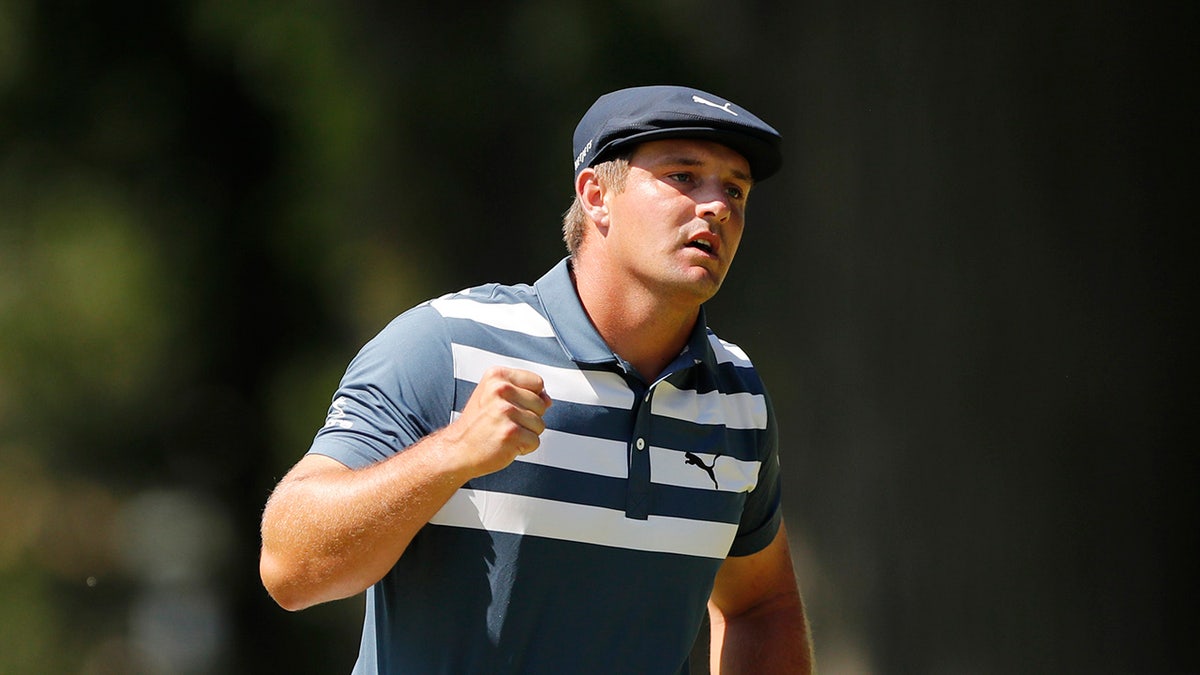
[576,167,610,230]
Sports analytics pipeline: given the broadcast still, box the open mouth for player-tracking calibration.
[686,239,715,254]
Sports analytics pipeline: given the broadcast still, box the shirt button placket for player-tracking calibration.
[625,384,653,520]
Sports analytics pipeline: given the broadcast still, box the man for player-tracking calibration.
[260,85,815,674]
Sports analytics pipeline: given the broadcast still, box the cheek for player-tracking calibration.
[725,224,745,258]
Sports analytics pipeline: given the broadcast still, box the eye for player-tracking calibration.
[725,185,746,200]
[667,172,693,184]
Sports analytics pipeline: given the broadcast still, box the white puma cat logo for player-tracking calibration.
[323,396,354,429]
[691,95,738,117]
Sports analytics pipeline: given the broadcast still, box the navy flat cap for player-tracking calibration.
[572,85,783,182]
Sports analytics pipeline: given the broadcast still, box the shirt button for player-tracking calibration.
[635,438,646,451]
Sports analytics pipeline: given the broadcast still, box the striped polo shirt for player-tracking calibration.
[309,258,783,675]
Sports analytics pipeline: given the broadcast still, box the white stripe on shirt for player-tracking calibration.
[429,488,738,559]
[710,335,753,367]
[451,343,635,408]
[651,380,767,430]
[431,297,555,337]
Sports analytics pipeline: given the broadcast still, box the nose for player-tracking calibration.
[696,187,732,224]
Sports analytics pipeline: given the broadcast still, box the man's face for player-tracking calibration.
[602,138,753,305]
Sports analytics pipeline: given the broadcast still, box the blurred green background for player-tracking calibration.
[1,1,1195,673]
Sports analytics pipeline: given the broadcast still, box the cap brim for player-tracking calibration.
[594,126,782,182]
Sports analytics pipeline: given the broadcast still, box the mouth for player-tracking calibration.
[685,236,718,256]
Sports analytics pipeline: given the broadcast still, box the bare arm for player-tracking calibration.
[708,519,815,674]
[259,367,552,611]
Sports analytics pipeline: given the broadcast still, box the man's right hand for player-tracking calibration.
[443,366,553,479]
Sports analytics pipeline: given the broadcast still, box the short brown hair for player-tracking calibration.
[561,156,630,257]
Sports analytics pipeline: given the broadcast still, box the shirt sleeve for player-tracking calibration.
[726,390,783,557]
[306,303,454,470]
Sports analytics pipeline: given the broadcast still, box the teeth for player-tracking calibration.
[691,240,712,252]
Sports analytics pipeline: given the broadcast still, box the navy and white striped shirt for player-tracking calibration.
[310,258,783,675]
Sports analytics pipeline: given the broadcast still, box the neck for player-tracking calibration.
[571,258,700,382]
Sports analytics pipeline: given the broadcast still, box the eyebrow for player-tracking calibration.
[658,156,754,185]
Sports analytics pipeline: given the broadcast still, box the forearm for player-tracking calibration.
[709,586,815,674]
[261,366,551,611]
[259,434,468,611]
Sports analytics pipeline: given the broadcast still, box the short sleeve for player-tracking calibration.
[726,391,783,557]
[307,303,454,470]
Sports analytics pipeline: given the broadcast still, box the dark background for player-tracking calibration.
[1,1,1195,673]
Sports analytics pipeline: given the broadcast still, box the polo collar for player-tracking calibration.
[534,258,717,374]
[680,306,719,373]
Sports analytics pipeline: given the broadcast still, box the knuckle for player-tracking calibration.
[498,419,524,442]
[482,366,512,388]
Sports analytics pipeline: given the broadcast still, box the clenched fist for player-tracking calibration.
[443,366,553,479]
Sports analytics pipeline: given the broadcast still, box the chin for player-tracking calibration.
[676,275,724,303]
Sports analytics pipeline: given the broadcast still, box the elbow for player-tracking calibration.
[260,550,322,612]
[260,546,371,611]
[269,592,311,613]
[266,587,314,613]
